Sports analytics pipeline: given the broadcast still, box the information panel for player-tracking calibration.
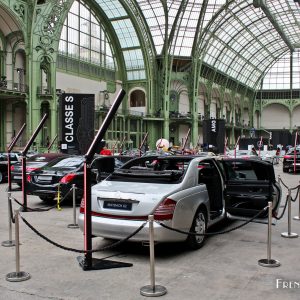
[59,93,95,154]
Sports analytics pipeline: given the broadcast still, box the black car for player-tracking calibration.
[283,146,300,173]
[11,153,68,186]
[0,152,20,183]
[26,155,123,202]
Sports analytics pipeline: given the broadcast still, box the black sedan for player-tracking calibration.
[283,146,300,173]
[26,155,123,202]
[11,153,68,186]
[0,152,20,183]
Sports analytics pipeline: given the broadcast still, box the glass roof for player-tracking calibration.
[262,50,300,90]
[135,0,226,56]
[89,0,300,87]
[198,0,299,89]
[95,0,146,80]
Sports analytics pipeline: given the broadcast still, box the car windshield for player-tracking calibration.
[222,159,274,181]
[0,153,19,161]
[27,154,61,162]
[45,156,83,169]
[108,156,192,184]
[287,147,300,155]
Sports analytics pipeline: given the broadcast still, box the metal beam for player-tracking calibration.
[253,0,294,52]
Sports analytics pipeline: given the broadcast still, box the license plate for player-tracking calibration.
[14,176,22,179]
[38,176,52,181]
[103,201,132,211]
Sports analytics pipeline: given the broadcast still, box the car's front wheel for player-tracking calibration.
[186,208,207,250]
[0,171,3,183]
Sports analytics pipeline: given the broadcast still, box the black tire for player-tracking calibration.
[39,196,55,203]
[0,171,3,183]
[186,208,207,250]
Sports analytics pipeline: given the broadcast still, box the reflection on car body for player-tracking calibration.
[78,155,281,250]
[283,146,300,173]
[0,152,20,183]
[11,153,68,186]
[26,155,125,202]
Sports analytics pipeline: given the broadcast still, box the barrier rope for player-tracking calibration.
[19,213,147,253]
[279,178,290,190]
[273,195,289,220]
[10,187,73,212]
[157,207,267,237]
[279,177,300,192]
[290,187,300,202]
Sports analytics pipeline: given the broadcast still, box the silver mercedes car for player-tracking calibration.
[78,155,281,249]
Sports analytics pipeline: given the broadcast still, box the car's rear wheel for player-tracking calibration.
[0,171,3,183]
[186,208,207,250]
[39,196,55,203]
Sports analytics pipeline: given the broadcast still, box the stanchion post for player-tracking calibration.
[68,184,79,229]
[6,210,30,282]
[2,192,15,247]
[57,184,62,211]
[281,190,298,238]
[258,202,280,267]
[293,183,300,221]
[140,215,167,297]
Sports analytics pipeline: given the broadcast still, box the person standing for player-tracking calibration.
[100,145,112,156]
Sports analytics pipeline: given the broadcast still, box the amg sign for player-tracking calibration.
[59,93,95,154]
[203,119,225,153]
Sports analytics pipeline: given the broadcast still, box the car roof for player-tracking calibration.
[27,152,68,161]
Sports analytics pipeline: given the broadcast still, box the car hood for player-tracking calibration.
[91,180,181,216]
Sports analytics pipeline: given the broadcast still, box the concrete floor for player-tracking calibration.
[1,162,300,300]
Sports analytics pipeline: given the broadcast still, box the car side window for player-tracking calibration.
[198,162,216,184]
[224,161,268,181]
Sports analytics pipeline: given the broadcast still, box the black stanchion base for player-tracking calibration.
[6,271,31,282]
[68,223,79,229]
[2,240,15,247]
[258,258,280,267]
[140,285,167,297]
[77,256,133,271]
[9,188,22,192]
[281,232,298,238]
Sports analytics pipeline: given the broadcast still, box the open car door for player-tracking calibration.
[221,159,281,222]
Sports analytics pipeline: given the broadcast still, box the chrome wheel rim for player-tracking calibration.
[194,212,206,244]
[0,172,2,183]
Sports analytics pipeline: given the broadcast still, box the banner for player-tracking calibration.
[203,119,225,153]
[59,93,95,154]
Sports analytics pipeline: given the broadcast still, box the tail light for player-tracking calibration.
[27,175,31,182]
[80,198,84,213]
[10,165,14,171]
[60,173,76,184]
[154,198,176,220]
[284,155,292,159]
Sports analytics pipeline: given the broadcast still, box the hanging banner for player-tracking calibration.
[59,93,95,154]
[203,119,225,153]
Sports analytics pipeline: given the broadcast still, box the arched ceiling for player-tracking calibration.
[198,0,300,89]
[0,6,22,36]
[105,0,299,89]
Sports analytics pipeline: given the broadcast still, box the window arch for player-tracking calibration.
[130,89,145,107]
[40,101,51,147]
[59,0,116,72]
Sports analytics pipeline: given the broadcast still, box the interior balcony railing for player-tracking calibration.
[0,77,28,93]
[37,86,55,96]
